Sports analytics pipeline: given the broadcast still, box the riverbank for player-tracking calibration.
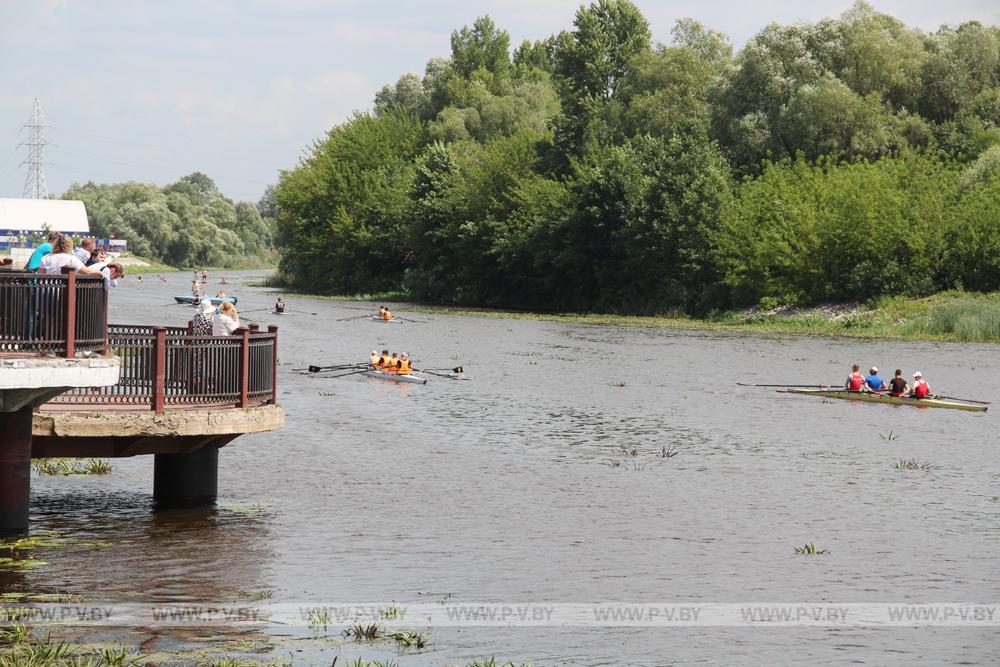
[271,284,1000,343]
[122,258,276,277]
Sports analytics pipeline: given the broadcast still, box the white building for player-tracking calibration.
[0,198,90,241]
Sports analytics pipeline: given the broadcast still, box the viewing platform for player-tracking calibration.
[0,270,284,535]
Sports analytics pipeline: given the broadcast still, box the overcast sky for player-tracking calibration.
[1,0,998,204]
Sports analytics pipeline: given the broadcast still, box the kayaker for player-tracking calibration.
[887,369,908,397]
[910,371,931,399]
[845,364,866,391]
[865,367,885,392]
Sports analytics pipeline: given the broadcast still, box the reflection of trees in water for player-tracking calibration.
[15,490,273,603]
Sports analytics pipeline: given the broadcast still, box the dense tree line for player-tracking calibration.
[274,1,1000,313]
[63,173,276,268]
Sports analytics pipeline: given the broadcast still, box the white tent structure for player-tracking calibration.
[0,198,90,239]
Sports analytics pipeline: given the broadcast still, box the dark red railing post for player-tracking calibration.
[62,267,76,358]
[152,327,166,413]
[268,325,278,405]
[239,327,250,408]
[103,291,109,355]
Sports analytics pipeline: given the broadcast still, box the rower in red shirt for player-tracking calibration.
[910,371,931,399]
[845,364,866,391]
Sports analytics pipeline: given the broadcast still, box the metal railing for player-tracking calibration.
[46,323,279,413]
[0,269,108,357]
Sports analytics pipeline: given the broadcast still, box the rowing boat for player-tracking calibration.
[784,388,987,412]
[371,316,402,323]
[362,369,427,384]
[174,295,238,305]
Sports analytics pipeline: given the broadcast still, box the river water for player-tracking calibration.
[8,271,999,665]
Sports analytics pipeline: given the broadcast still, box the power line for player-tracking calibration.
[19,98,49,198]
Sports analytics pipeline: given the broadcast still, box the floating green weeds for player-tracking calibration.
[227,502,272,515]
[794,541,830,555]
[242,590,273,601]
[0,592,83,605]
[0,557,47,571]
[32,458,112,476]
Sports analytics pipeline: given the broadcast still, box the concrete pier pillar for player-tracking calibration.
[153,445,219,509]
[0,406,34,535]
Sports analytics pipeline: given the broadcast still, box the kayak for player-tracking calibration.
[371,316,402,323]
[174,295,238,305]
[784,388,987,412]
[362,369,426,385]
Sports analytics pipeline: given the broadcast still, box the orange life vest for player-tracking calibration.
[382,310,393,320]
[370,354,379,366]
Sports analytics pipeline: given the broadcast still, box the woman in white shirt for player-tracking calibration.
[39,235,102,276]
[212,301,240,336]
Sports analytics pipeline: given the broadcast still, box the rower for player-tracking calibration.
[382,307,393,321]
[275,297,285,314]
[378,306,386,319]
[845,364,865,392]
[388,352,400,372]
[369,350,379,367]
[888,369,908,397]
[910,371,931,399]
[399,353,410,374]
[865,367,885,392]
[377,349,391,367]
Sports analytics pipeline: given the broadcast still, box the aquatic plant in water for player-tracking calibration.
[343,623,383,641]
[306,609,331,632]
[657,445,678,458]
[32,458,112,476]
[794,541,830,555]
[893,458,932,470]
[389,630,427,649]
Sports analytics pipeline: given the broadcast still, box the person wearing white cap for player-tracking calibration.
[909,371,931,399]
[864,366,885,392]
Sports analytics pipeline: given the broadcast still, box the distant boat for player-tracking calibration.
[174,295,238,306]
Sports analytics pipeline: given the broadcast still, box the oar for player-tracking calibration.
[322,368,375,379]
[413,367,467,380]
[737,383,830,388]
[307,363,363,373]
[419,366,464,374]
[336,314,373,322]
[393,316,426,324]
[933,394,991,405]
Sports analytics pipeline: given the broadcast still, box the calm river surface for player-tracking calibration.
[9,271,1000,665]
